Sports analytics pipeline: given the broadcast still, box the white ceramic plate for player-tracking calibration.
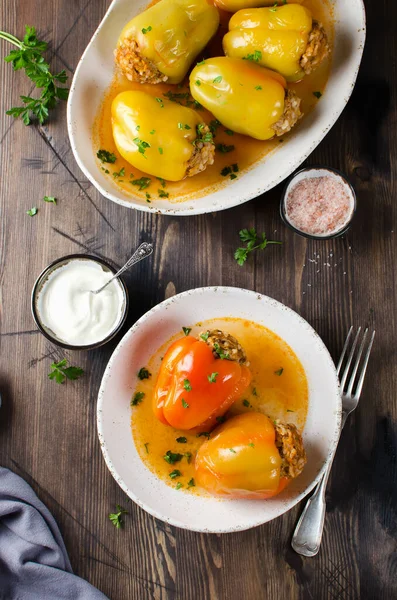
[67,0,366,215]
[97,287,341,533]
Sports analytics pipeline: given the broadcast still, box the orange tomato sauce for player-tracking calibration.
[94,0,334,204]
[131,318,308,494]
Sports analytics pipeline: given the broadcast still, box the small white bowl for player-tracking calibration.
[67,0,366,215]
[97,287,341,533]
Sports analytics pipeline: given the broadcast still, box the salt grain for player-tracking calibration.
[285,175,354,236]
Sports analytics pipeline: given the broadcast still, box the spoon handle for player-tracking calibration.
[93,242,153,294]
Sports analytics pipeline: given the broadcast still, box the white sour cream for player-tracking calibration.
[36,259,125,346]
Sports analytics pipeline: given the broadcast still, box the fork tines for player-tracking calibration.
[336,327,376,398]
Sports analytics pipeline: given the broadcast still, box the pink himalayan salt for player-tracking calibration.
[285,175,353,236]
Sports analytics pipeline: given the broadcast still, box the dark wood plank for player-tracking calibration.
[0,0,396,598]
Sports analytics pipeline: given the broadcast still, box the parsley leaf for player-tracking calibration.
[176,482,183,490]
[131,391,145,406]
[208,372,218,383]
[133,137,150,156]
[97,149,116,163]
[213,75,222,84]
[181,398,189,409]
[142,26,152,34]
[200,331,210,342]
[43,196,56,204]
[108,505,128,529]
[243,399,252,408]
[164,451,183,464]
[137,367,151,380]
[216,416,226,424]
[275,368,284,376]
[1,25,69,125]
[144,442,149,453]
[187,478,195,488]
[176,436,187,443]
[158,188,169,198]
[48,359,83,384]
[213,343,230,360]
[229,448,236,453]
[234,228,282,266]
[243,50,262,63]
[26,207,37,216]
[182,327,192,336]
[313,91,323,99]
[169,469,181,479]
[131,177,151,191]
[196,432,210,439]
[183,379,192,392]
[215,143,235,154]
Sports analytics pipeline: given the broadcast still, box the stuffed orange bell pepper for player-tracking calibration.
[223,4,329,82]
[153,330,252,430]
[190,57,302,140]
[112,91,215,181]
[195,412,306,499]
[115,0,219,85]
[214,0,303,13]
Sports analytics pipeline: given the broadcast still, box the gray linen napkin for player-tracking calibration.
[0,467,109,600]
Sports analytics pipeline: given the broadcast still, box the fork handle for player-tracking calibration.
[291,409,349,556]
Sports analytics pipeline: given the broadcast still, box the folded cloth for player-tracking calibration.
[0,467,109,600]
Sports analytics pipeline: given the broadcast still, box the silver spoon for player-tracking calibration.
[91,242,153,294]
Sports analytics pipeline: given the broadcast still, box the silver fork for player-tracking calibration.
[291,326,376,557]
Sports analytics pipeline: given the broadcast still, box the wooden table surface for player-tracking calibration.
[0,1,396,598]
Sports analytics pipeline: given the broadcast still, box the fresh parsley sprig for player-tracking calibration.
[1,26,69,125]
[108,505,128,529]
[234,228,282,266]
[48,359,84,384]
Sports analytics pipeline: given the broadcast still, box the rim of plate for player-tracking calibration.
[67,0,366,216]
[97,286,342,532]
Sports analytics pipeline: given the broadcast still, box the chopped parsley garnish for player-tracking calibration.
[108,505,127,529]
[155,97,164,107]
[48,359,83,384]
[187,478,195,488]
[255,85,263,91]
[138,367,151,380]
[196,432,210,439]
[213,343,230,360]
[135,125,140,131]
[224,129,234,136]
[176,436,187,443]
[208,372,218,383]
[27,207,37,216]
[43,195,56,204]
[97,149,116,163]
[216,143,235,154]
[184,124,191,130]
[142,26,152,34]
[178,122,183,129]
[184,452,192,464]
[270,3,278,12]
[158,147,163,154]
[234,227,282,266]
[175,482,183,490]
[131,177,151,190]
[229,448,236,454]
[131,391,145,406]
[216,416,226,424]
[163,451,183,464]
[169,469,181,479]
[243,399,252,408]
[133,137,150,156]
[209,119,221,136]
[195,123,213,144]
[248,442,255,448]
[182,327,192,336]
[252,387,258,396]
[221,163,239,179]
[196,59,206,66]
[195,80,201,86]
[157,177,166,188]
[163,90,200,109]
[213,75,222,84]
[287,409,294,413]
[149,129,155,134]
[158,188,169,198]
[313,91,323,99]
[113,167,125,179]
[275,368,284,376]
[200,331,210,342]
[144,443,149,453]
[181,398,189,409]
[145,192,151,203]
[183,379,192,392]
[243,50,262,63]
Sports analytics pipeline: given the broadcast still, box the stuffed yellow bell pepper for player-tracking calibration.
[214,0,303,12]
[111,91,215,181]
[223,4,330,82]
[114,0,220,85]
[190,57,302,140]
[195,412,307,499]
